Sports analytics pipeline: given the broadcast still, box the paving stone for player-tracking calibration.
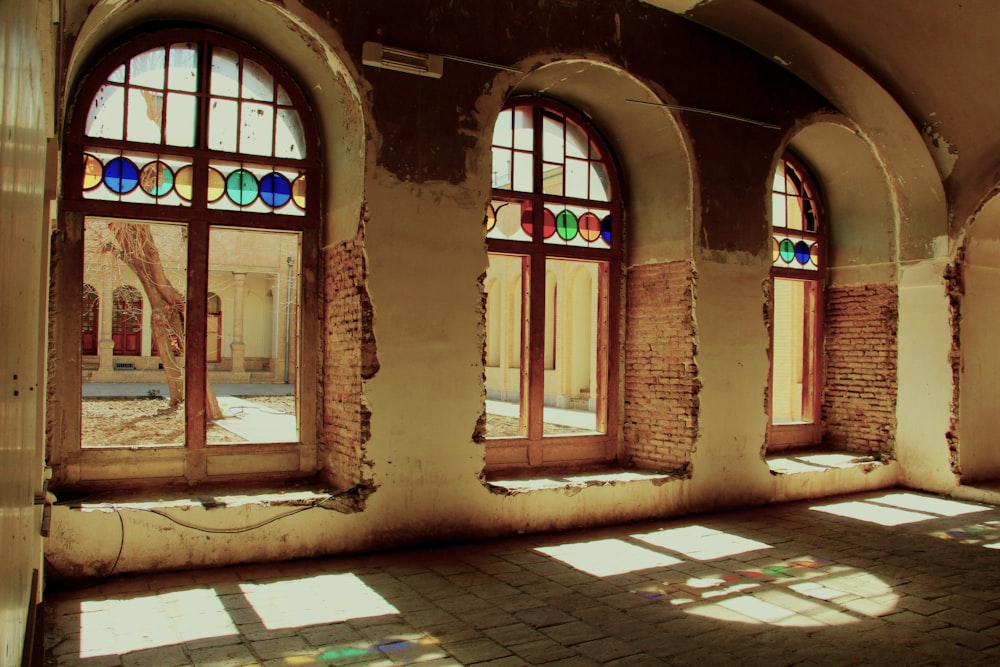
[439,637,511,663]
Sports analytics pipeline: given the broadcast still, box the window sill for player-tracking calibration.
[766,450,887,475]
[486,466,684,494]
[55,481,357,513]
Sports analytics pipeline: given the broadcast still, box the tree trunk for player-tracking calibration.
[108,221,224,420]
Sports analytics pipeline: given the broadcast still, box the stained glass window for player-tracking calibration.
[485,99,621,468]
[76,36,312,216]
[771,156,821,272]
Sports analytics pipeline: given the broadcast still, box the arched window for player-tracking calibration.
[484,98,621,469]
[769,153,824,449]
[111,285,143,356]
[58,29,320,478]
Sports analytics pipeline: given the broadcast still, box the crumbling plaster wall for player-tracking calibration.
[46,0,932,578]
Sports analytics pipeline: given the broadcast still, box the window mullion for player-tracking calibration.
[185,222,209,453]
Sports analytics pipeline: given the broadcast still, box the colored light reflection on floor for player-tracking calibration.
[314,634,443,664]
[931,520,1000,546]
[633,525,773,560]
[811,493,990,527]
[240,573,399,630]
[536,538,684,577]
[633,555,897,627]
[79,588,238,658]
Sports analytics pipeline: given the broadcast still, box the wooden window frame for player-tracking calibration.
[49,28,322,489]
[484,98,623,472]
[767,152,825,451]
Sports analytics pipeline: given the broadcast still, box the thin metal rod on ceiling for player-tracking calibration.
[439,53,522,73]
[626,98,781,130]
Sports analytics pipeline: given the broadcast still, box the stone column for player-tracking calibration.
[230,272,246,374]
[97,276,115,374]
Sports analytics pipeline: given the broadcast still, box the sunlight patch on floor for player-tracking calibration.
[239,573,399,629]
[633,525,773,560]
[535,538,684,577]
[79,588,237,658]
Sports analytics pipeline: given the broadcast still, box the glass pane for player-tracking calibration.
[565,119,588,159]
[208,98,238,152]
[86,84,125,139]
[512,151,533,192]
[543,258,604,435]
[240,102,274,156]
[772,278,816,424]
[565,158,588,199]
[126,88,163,143]
[211,48,240,98]
[485,252,525,438]
[492,108,512,148]
[165,92,197,147]
[589,161,611,202]
[772,190,787,230]
[542,115,564,164]
[487,200,532,243]
[167,44,198,92]
[513,107,533,150]
[542,163,563,196]
[241,59,274,102]
[275,109,306,159]
[82,218,187,448]
[129,47,165,89]
[206,227,301,444]
[491,147,512,190]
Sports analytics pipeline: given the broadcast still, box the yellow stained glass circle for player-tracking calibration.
[83,154,103,190]
[207,168,225,202]
[292,174,306,209]
[174,165,193,201]
[486,204,496,231]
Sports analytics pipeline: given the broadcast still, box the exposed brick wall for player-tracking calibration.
[322,229,377,491]
[822,283,898,455]
[623,261,699,470]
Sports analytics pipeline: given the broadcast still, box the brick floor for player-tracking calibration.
[44,489,1000,665]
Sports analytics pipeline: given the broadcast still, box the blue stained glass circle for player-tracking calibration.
[105,157,140,194]
[601,214,613,244]
[794,240,811,265]
[260,172,292,208]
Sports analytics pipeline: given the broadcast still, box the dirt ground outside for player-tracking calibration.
[81,396,294,447]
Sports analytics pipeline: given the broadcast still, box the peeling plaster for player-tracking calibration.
[921,121,959,180]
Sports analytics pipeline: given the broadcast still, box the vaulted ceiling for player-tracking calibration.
[644,0,999,230]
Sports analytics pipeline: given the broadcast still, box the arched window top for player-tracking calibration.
[772,153,823,272]
[488,99,619,251]
[69,29,318,219]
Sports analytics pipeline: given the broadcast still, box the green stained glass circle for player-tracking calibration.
[226,169,259,206]
[778,238,795,263]
[556,210,578,241]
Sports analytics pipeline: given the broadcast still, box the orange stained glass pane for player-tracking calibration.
[292,174,306,209]
[83,154,103,190]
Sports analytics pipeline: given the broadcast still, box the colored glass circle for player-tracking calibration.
[520,206,533,236]
[779,238,795,263]
[810,242,820,267]
[226,169,259,206]
[542,208,557,239]
[207,168,225,202]
[292,175,306,209]
[772,238,781,263]
[174,165,193,201]
[485,204,496,232]
[794,240,811,265]
[601,215,613,245]
[497,204,520,237]
[556,210,579,241]
[260,172,292,208]
[579,212,601,242]
[104,157,139,194]
[139,160,174,197]
[83,154,103,190]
